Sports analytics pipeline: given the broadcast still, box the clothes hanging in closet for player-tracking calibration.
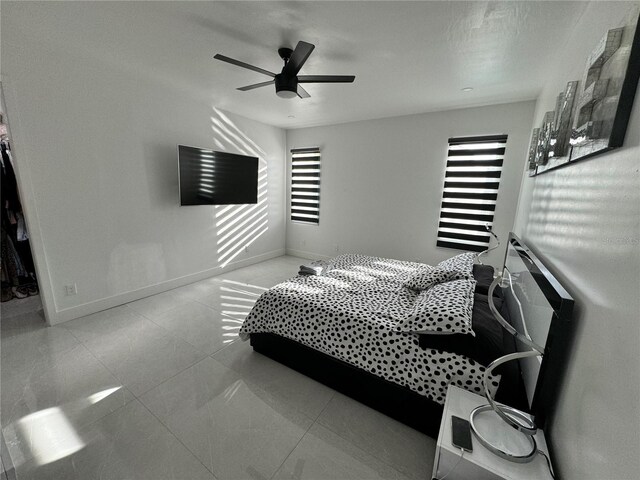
[1,140,38,301]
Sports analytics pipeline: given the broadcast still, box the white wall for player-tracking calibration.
[1,9,286,324]
[286,101,535,268]
[513,3,640,479]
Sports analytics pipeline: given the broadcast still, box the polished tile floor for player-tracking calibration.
[1,256,435,480]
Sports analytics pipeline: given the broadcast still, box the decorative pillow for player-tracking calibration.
[404,267,459,291]
[418,293,504,366]
[396,279,476,335]
[472,263,503,298]
[437,252,477,280]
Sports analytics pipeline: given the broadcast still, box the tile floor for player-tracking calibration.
[0,256,435,480]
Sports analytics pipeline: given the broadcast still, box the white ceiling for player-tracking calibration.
[5,1,592,129]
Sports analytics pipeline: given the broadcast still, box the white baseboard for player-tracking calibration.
[50,248,285,325]
[285,248,335,261]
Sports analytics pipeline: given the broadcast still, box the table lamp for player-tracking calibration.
[468,269,545,463]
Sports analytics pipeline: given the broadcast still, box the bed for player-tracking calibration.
[239,250,530,436]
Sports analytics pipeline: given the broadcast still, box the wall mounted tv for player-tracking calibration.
[178,145,258,206]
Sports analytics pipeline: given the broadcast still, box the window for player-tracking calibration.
[290,147,321,225]
[436,134,507,252]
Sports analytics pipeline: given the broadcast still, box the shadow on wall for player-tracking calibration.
[526,165,638,250]
[210,108,269,267]
[524,162,639,309]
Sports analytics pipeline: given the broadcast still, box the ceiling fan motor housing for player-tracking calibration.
[275,73,297,98]
[278,47,294,61]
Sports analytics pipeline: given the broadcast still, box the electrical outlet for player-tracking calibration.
[334,244,340,252]
[64,284,77,296]
[244,245,249,253]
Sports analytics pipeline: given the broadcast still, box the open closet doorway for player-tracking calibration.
[0,82,43,323]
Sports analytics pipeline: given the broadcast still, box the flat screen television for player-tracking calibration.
[178,145,258,206]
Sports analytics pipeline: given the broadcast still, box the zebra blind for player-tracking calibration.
[436,134,507,252]
[291,147,320,224]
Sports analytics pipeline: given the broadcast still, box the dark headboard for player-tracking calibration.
[501,232,574,428]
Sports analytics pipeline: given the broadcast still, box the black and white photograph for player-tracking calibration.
[570,21,640,162]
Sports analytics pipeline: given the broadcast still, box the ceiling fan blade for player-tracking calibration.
[283,41,315,76]
[214,54,276,78]
[297,85,311,98]
[298,75,355,83]
[237,80,275,91]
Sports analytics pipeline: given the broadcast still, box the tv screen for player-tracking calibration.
[178,145,258,206]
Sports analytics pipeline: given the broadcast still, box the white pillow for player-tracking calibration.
[436,252,476,280]
[404,267,460,291]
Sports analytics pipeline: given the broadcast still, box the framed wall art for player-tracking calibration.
[550,80,579,159]
[527,128,540,176]
[536,111,555,167]
[531,13,640,175]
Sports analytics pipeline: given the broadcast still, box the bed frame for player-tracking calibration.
[250,332,444,436]
[250,332,524,438]
[250,233,573,439]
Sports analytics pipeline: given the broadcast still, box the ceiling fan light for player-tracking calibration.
[275,73,298,99]
[276,88,297,99]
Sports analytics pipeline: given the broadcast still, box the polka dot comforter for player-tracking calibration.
[240,254,498,405]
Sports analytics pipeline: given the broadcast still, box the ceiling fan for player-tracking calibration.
[214,41,355,99]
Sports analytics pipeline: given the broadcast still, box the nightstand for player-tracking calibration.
[432,385,553,480]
